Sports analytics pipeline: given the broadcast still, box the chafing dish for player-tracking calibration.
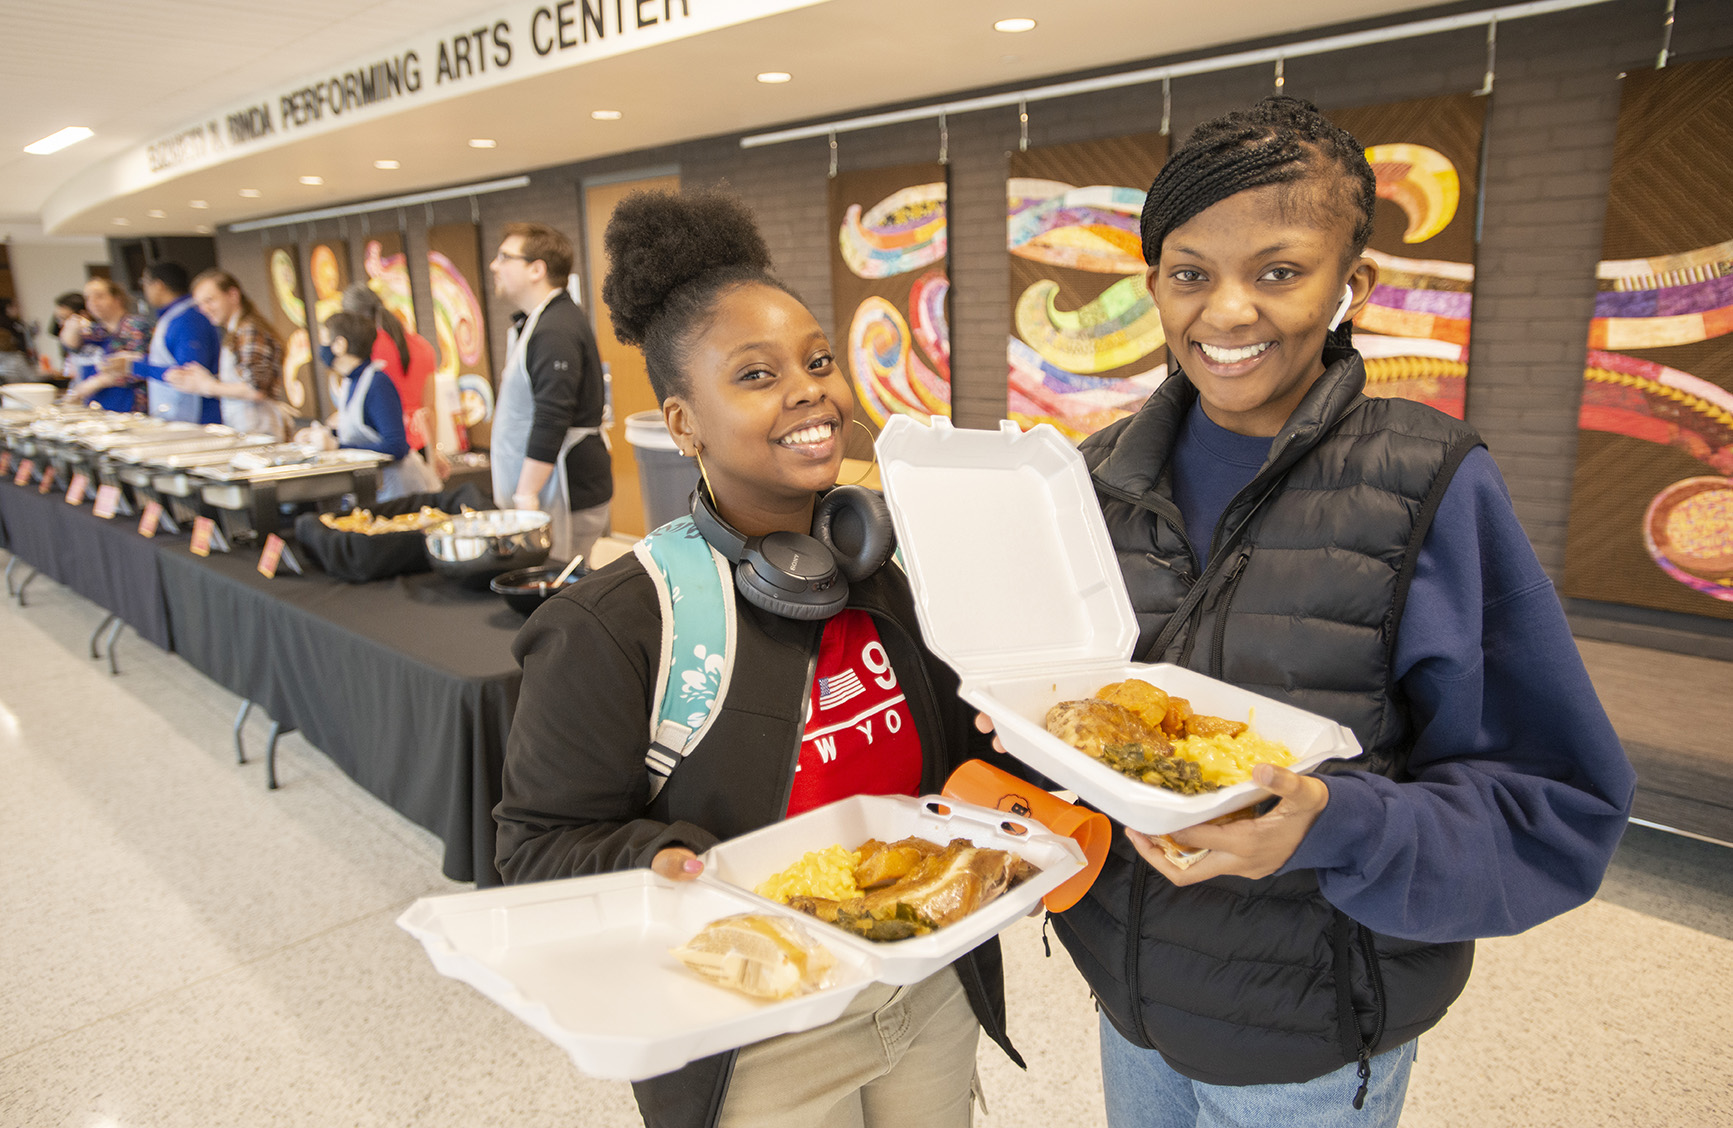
[192,446,393,544]
[105,432,281,521]
[61,422,245,498]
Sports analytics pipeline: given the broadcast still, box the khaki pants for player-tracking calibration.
[717,965,980,1128]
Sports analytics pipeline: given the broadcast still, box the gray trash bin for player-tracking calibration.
[625,410,700,532]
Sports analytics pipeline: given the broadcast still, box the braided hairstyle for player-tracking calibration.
[601,188,797,402]
[1142,96,1376,347]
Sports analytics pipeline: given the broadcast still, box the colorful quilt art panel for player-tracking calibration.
[1563,58,1733,618]
[1006,132,1167,440]
[829,163,951,437]
[1328,93,1486,420]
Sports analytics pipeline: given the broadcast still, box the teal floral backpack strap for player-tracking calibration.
[633,516,737,800]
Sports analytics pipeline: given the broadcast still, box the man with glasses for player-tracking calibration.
[487,222,612,565]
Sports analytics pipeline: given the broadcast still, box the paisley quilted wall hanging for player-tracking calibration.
[1006,132,1168,440]
[1563,57,1733,619]
[828,162,952,437]
[1327,92,1487,421]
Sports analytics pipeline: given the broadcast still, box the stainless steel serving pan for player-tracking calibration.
[195,448,392,534]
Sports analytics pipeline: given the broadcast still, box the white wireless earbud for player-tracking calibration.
[1328,284,1354,332]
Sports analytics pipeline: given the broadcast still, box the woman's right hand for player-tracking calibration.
[651,847,705,882]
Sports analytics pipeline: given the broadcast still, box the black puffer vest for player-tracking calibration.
[1053,350,1482,1090]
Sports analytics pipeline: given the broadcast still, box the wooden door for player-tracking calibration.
[582,172,680,538]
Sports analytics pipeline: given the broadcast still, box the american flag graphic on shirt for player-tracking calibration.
[817,669,866,709]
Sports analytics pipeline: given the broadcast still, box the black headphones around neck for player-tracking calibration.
[691,483,896,620]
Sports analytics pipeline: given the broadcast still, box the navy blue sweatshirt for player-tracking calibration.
[1172,398,1635,943]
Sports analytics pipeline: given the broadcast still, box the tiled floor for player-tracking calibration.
[3,559,1730,1127]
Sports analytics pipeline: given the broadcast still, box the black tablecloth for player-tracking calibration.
[0,479,174,650]
[156,545,525,885]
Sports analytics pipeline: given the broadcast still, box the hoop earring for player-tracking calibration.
[838,419,878,487]
[694,449,714,498]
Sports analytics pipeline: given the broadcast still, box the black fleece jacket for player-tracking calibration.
[495,551,1026,1128]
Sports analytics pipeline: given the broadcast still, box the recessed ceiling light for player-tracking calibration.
[189,200,209,209]
[757,72,792,84]
[468,138,496,149]
[111,217,131,226]
[24,126,93,155]
[994,18,1037,33]
[374,159,401,170]
[239,188,262,197]
[146,209,167,218]
[195,225,212,234]
[590,110,622,121]
[299,175,324,185]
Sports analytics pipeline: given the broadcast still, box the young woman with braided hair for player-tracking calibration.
[1016,96,1634,1126]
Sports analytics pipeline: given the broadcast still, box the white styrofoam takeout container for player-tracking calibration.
[701,793,1086,985]
[397,871,878,1083]
[875,416,1363,835]
[399,793,1084,1080]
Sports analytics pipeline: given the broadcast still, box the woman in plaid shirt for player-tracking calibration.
[168,268,293,439]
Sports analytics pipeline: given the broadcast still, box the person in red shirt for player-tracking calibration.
[495,188,1018,1128]
[340,283,448,481]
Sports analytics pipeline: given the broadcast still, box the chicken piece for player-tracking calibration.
[1094,679,1173,733]
[1185,712,1248,739]
[1045,699,1171,761]
[853,836,947,889]
[786,895,841,923]
[858,839,1032,929]
[1159,696,1194,739]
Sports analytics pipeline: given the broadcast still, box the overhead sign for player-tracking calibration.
[137,0,825,179]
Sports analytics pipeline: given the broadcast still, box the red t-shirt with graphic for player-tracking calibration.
[785,609,924,817]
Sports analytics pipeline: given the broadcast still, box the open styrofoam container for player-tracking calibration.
[876,416,1362,835]
[398,793,1082,1080]
[397,870,877,1082]
[701,793,1085,985]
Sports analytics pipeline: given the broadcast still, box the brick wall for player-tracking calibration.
[216,0,1733,648]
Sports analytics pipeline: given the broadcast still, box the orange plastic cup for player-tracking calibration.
[942,759,1110,912]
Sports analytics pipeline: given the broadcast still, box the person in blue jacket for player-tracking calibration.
[130,262,222,423]
[300,310,429,501]
[1009,97,1637,1128]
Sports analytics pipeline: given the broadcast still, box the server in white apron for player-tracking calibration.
[307,311,437,502]
[130,262,223,424]
[165,268,292,440]
[488,222,613,565]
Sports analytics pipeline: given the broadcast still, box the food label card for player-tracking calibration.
[189,515,215,556]
[93,483,122,519]
[257,533,286,578]
[138,500,164,538]
[65,472,89,506]
[15,459,35,487]
[37,465,56,495]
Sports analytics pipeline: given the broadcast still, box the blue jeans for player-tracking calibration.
[1099,1013,1416,1128]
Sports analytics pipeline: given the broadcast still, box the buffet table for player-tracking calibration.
[0,479,173,651]
[155,544,523,885]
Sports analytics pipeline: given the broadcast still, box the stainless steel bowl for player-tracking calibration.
[424,509,553,588]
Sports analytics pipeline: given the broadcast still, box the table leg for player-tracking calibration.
[104,616,125,676]
[89,611,118,659]
[233,700,252,764]
[14,566,38,606]
[265,721,297,791]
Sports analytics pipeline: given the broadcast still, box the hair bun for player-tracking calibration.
[601,188,773,347]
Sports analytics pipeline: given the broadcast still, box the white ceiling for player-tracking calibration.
[1,0,1449,240]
